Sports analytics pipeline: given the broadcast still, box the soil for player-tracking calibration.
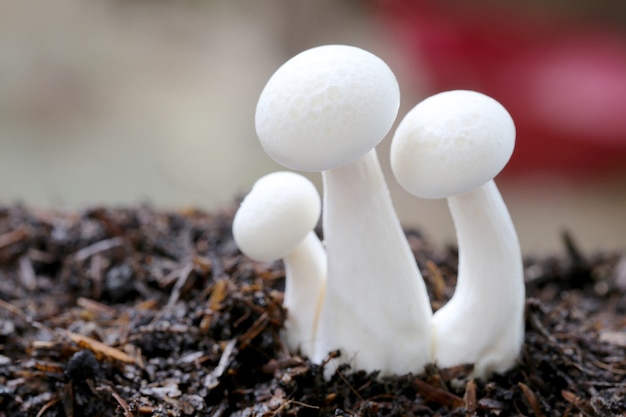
[0,205,624,416]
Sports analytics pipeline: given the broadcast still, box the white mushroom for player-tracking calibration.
[232,171,326,358]
[390,90,525,378]
[255,45,432,376]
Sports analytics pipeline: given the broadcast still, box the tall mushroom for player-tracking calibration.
[255,45,432,376]
[390,90,525,378]
[232,171,326,358]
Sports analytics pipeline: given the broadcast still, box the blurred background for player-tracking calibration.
[1,0,625,255]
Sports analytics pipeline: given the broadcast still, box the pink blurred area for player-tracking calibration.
[374,0,626,176]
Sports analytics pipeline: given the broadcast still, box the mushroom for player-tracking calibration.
[232,171,326,358]
[255,45,432,376]
[390,90,525,378]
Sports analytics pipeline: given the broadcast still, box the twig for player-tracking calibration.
[35,398,59,417]
[0,298,53,333]
[166,263,194,308]
[97,384,133,417]
[0,227,28,250]
[74,237,125,262]
[204,339,237,389]
[238,313,269,349]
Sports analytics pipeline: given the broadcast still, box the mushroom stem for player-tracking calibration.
[433,179,525,378]
[314,149,432,376]
[282,231,327,358]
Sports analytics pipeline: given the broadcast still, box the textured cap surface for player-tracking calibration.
[256,45,400,171]
[391,90,515,199]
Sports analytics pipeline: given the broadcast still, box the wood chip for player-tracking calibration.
[0,227,29,250]
[413,379,464,408]
[519,382,545,417]
[463,379,477,415]
[64,331,136,364]
[76,297,117,316]
[208,279,229,311]
[561,390,595,416]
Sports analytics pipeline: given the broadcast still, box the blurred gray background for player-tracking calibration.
[1,0,625,255]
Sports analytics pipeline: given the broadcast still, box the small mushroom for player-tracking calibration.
[390,90,525,378]
[232,171,326,358]
[255,45,432,376]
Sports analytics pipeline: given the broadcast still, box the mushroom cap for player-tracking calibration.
[391,90,515,199]
[255,45,400,172]
[232,171,321,262]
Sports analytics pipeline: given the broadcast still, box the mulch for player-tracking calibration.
[0,205,624,416]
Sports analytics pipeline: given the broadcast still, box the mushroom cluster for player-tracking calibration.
[234,45,525,380]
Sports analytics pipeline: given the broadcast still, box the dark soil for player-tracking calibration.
[0,205,624,416]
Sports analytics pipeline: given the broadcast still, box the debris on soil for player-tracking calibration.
[0,205,624,416]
